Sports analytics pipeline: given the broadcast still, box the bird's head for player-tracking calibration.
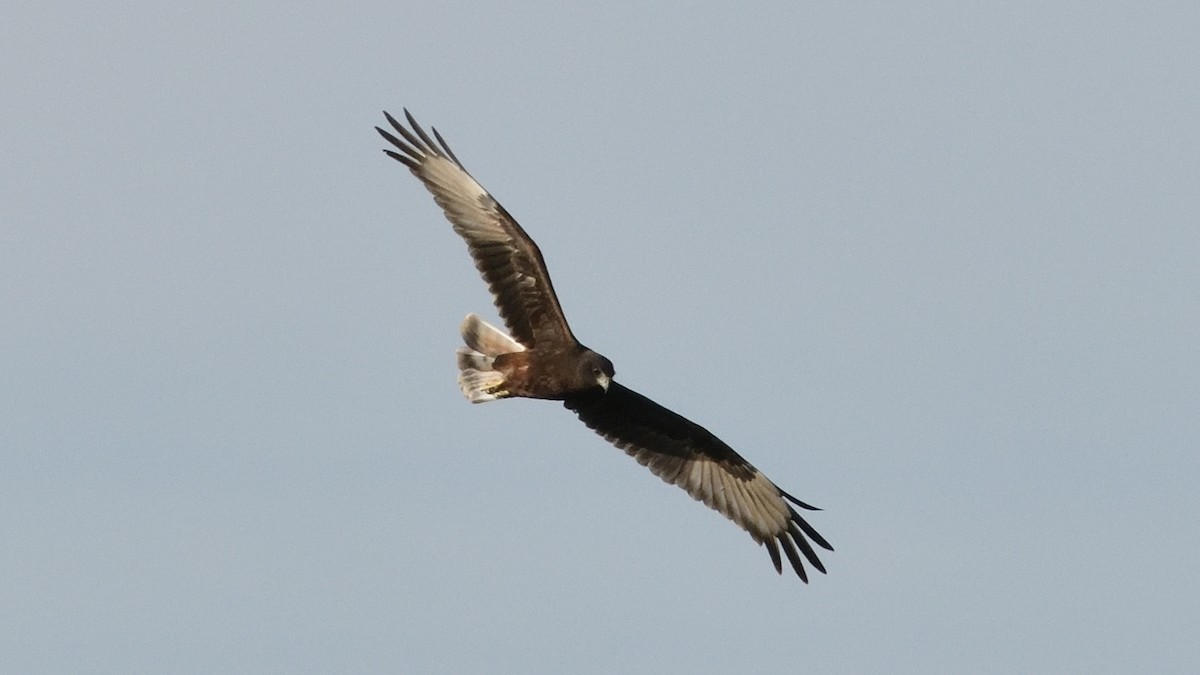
[580,350,614,392]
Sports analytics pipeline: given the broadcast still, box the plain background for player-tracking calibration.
[3,2,1198,673]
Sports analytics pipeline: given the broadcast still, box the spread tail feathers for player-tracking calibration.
[456,314,525,403]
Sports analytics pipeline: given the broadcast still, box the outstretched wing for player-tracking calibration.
[376,110,576,349]
[564,382,833,581]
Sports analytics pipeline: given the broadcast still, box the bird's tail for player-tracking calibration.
[455,313,525,403]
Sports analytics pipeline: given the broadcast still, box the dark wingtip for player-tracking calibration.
[779,488,822,511]
[403,108,441,155]
[764,538,783,575]
[790,523,829,574]
[789,509,834,553]
[376,112,426,168]
[382,109,402,130]
[779,537,811,583]
[432,125,463,166]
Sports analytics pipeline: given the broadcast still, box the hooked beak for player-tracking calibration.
[597,372,611,392]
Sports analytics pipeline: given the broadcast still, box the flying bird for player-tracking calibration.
[376,110,833,580]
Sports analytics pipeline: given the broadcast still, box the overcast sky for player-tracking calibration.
[3,2,1198,673]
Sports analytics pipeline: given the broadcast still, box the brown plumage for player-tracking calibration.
[377,109,833,580]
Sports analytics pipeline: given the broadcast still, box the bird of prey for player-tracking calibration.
[376,110,833,580]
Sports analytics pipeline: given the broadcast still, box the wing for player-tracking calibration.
[376,109,576,348]
[564,382,833,580]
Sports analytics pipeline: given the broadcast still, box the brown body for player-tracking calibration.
[494,347,605,400]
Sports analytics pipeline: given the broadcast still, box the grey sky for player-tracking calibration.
[3,2,1198,673]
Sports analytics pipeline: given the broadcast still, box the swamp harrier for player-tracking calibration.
[376,110,833,580]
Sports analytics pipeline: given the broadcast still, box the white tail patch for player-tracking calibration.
[455,314,525,403]
[460,313,525,356]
